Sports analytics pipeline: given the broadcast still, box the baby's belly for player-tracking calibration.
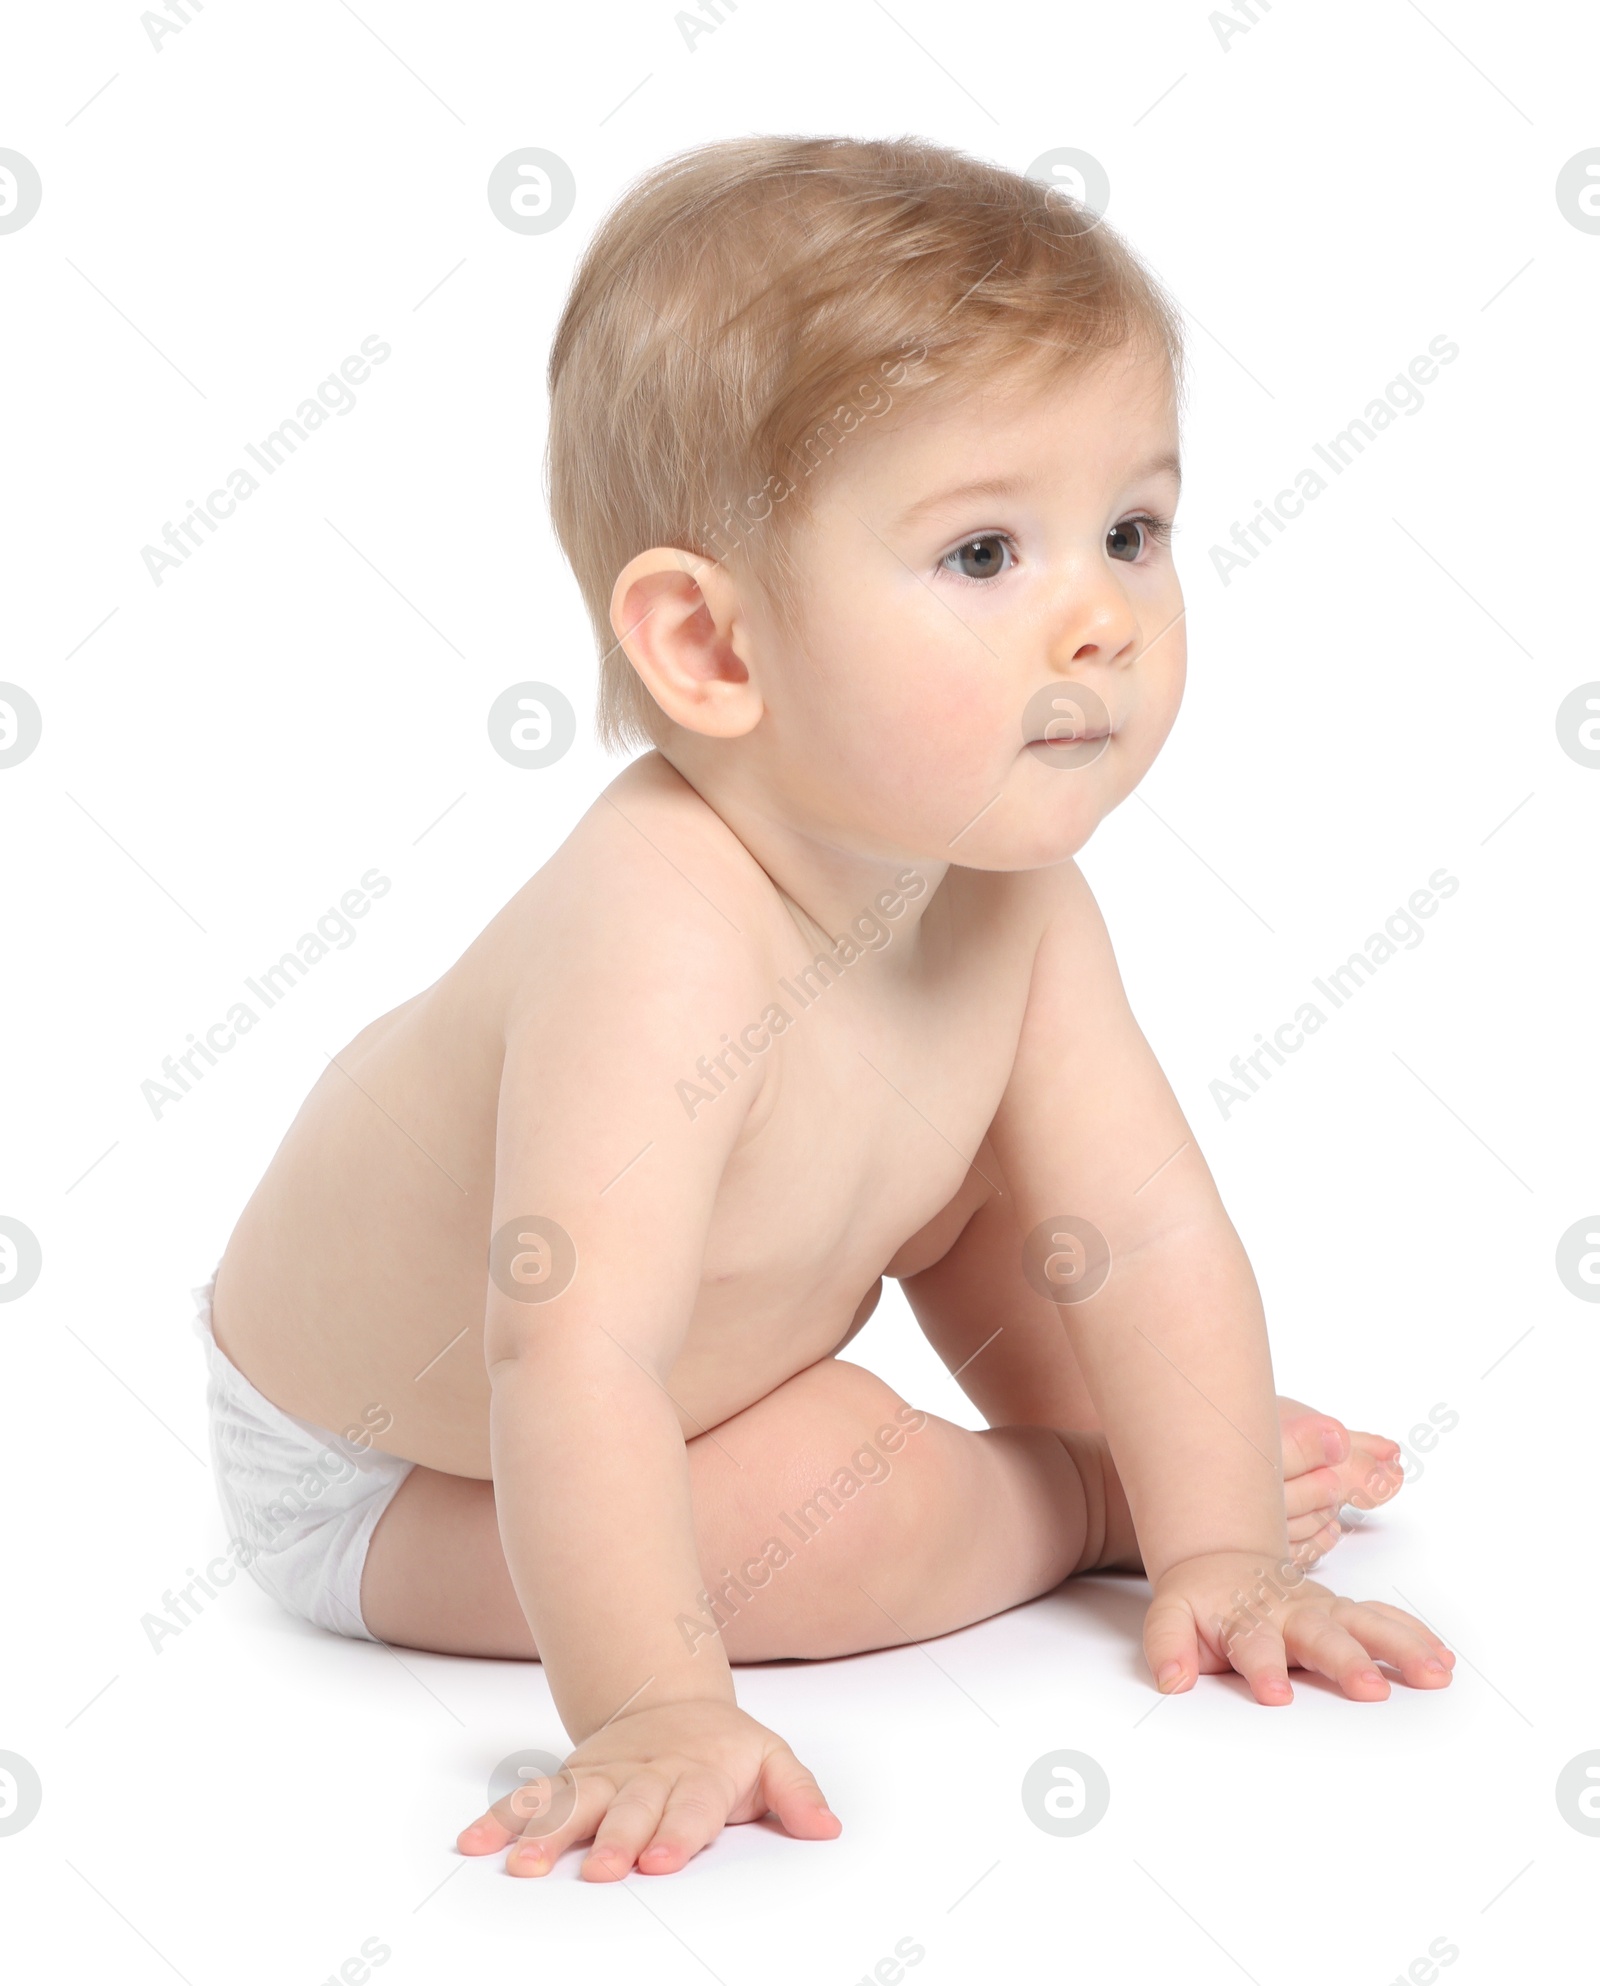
[215,1241,895,1482]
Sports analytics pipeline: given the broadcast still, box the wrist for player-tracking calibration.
[567,1668,737,1744]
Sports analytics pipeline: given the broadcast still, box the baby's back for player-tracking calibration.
[212,754,1043,1478]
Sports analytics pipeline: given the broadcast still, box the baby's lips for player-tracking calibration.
[1025,723,1113,746]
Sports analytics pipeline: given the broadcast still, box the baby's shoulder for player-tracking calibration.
[491,757,775,1030]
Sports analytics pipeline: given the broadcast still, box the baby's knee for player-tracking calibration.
[776,1363,954,1572]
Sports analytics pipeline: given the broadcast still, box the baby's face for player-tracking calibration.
[746,342,1185,869]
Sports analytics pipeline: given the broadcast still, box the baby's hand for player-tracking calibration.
[1144,1551,1456,1704]
[456,1700,841,1880]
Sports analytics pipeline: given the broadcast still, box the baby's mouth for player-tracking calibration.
[1025,726,1112,750]
[1019,679,1115,759]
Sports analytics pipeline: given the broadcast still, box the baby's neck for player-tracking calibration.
[643,746,951,945]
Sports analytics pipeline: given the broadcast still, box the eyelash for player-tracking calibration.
[937,513,1176,587]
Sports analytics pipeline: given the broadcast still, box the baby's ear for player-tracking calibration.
[608,548,763,739]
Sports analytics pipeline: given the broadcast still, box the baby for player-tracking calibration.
[196,133,1452,1885]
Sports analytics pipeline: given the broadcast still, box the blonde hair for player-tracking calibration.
[545,134,1186,752]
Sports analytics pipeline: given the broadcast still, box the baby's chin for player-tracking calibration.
[842,753,1117,871]
[948,766,1119,870]
[937,805,1109,874]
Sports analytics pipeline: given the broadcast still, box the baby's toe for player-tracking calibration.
[1278,1401,1406,1513]
[1279,1408,1349,1479]
[1285,1465,1347,1519]
[1342,1432,1404,1508]
[1292,1517,1345,1567]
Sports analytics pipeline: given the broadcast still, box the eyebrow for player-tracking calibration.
[895,450,1183,528]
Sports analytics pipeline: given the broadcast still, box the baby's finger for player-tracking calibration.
[757,1744,840,1841]
[1283,1612,1389,1700]
[506,1771,613,1877]
[579,1770,672,1883]
[1330,1600,1454,1685]
[458,1776,566,1856]
[637,1771,737,1874]
[1348,1597,1455,1664]
[1221,1621,1293,1705]
[757,1745,840,1842]
[1144,1594,1200,1695]
[458,1807,515,1856]
[457,1762,581,1856]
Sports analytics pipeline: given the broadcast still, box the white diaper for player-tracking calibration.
[191,1266,414,1643]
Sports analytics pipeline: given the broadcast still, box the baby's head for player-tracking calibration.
[547,134,1188,869]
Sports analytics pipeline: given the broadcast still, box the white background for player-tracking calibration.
[2,2,1597,1980]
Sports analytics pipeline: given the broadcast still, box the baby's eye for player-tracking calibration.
[941,533,1015,583]
[1107,515,1172,562]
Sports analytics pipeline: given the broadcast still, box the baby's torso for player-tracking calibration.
[212,764,1049,1477]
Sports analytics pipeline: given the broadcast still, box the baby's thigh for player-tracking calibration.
[685,1358,999,1650]
[690,1356,944,1551]
[360,1466,533,1657]
[360,1359,963,1661]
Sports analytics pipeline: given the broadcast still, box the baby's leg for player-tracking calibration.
[907,1193,1402,1562]
[360,1358,1136,1662]
[953,1336,1395,1562]
[909,1191,1413,1564]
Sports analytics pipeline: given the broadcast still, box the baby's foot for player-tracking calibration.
[1278,1395,1403,1565]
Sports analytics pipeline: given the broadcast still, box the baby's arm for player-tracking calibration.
[985,860,1453,1702]
[457,917,838,1878]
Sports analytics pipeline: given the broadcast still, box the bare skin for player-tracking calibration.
[213,343,1446,1886]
